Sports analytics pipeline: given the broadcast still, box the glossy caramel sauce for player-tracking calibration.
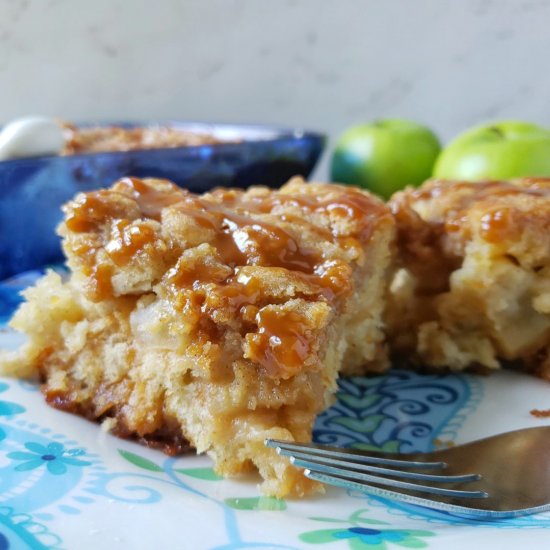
[64,178,386,376]
[412,180,550,207]
[246,308,312,376]
[409,180,550,244]
[240,184,383,242]
[166,256,232,289]
[479,209,514,243]
[89,263,114,300]
[412,180,549,201]
[65,191,127,233]
[390,178,550,298]
[105,220,157,265]
[115,177,183,219]
[206,274,261,311]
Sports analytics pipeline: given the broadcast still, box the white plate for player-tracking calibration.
[1,270,550,550]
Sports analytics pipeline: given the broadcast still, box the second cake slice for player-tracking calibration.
[389,178,550,378]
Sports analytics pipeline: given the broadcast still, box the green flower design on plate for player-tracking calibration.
[302,527,434,550]
[300,509,434,549]
[7,442,91,474]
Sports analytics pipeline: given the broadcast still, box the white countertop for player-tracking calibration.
[1,0,549,179]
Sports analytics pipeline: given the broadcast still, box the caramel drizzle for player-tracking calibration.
[412,179,550,203]
[65,177,382,376]
[246,308,312,378]
[412,180,550,243]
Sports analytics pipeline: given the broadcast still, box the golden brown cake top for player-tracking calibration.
[390,178,550,267]
[60,177,392,378]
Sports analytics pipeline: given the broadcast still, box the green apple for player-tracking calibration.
[434,121,550,180]
[330,119,441,199]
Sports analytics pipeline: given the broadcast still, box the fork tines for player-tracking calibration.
[265,439,487,500]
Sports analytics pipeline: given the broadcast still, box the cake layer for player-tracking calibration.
[388,178,550,378]
[1,177,395,496]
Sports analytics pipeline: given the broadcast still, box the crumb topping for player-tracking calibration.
[61,124,228,155]
[60,177,389,378]
[390,178,550,280]
[392,178,550,246]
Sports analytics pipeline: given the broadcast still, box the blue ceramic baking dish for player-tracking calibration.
[0,121,325,279]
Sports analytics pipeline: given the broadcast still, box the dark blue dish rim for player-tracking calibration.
[0,120,326,166]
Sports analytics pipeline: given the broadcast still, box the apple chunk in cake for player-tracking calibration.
[388,178,550,378]
[0,176,395,496]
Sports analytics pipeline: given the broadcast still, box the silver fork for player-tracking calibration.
[265,426,550,518]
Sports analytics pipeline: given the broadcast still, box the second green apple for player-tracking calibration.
[434,121,550,181]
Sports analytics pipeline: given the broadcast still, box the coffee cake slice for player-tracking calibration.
[0,176,395,496]
[388,178,550,378]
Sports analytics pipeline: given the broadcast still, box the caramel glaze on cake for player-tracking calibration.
[1,176,395,496]
[388,178,550,379]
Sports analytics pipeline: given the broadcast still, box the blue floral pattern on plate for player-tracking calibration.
[7,442,91,475]
[2,269,550,549]
[313,373,481,452]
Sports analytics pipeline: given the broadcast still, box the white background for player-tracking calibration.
[1,0,550,175]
